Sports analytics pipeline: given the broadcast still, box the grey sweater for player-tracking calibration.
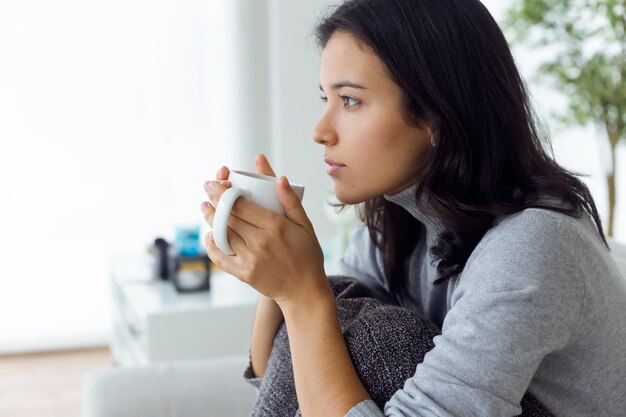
[340,186,626,417]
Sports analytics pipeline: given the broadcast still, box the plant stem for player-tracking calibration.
[606,130,619,237]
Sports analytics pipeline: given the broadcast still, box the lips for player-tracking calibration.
[324,158,345,167]
[325,157,346,176]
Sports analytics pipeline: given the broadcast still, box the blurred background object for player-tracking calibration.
[506,0,626,237]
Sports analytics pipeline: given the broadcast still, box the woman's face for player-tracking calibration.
[313,31,432,205]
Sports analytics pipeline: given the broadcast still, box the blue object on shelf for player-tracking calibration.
[175,225,201,256]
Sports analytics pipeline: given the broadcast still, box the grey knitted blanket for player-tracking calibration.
[249,276,554,417]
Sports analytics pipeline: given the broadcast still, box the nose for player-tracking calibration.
[311,110,337,146]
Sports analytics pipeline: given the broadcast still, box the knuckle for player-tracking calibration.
[212,188,224,202]
[248,261,261,279]
[256,236,271,253]
[273,221,287,239]
[203,207,214,223]
[238,265,254,284]
[251,239,269,254]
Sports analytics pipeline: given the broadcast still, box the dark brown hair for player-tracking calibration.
[316,0,606,292]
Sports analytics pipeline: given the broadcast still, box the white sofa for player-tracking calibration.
[82,355,257,417]
[82,240,626,417]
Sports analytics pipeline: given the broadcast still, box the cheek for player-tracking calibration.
[381,133,430,178]
[342,112,429,178]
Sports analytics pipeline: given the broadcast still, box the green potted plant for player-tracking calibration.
[506,0,626,237]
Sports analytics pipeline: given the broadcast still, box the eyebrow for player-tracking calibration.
[319,81,366,91]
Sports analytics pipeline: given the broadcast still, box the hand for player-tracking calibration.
[201,154,328,305]
[204,154,275,256]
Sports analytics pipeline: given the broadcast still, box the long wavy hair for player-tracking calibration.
[315,0,607,292]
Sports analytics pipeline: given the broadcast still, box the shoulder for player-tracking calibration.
[489,207,590,245]
[459,208,600,295]
[473,208,601,267]
[449,208,602,335]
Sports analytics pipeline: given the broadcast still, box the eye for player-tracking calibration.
[319,94,328,102]
[341,95,360,108]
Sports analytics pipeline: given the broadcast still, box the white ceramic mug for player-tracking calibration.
[212,170,305,255]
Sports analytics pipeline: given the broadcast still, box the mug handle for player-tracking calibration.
[212,187,245,255]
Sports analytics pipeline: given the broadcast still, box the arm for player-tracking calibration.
[249,295,283,377]
[278,282,372,417]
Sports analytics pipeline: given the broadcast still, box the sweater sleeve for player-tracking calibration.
[243,360,262,390]
[346,400,385,417]
[345,210,586,417]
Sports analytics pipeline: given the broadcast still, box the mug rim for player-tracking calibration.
[231,170,304,189]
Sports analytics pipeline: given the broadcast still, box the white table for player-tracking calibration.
[110,254,258,366]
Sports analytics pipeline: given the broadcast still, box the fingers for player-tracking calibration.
[205,230,245,266]
[216,166,230,181]
[255,154,276,177]
[277,176,311,227]
[200,197,258,244]
[216,156,273,181]
[201,200,250,255]
[205,232,225,265]
[203,180,231,205]
[203,179,278,228]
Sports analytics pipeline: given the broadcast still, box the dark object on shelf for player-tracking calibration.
[172,255,211,293]
[149,237,211,292]
[153,238,171,280]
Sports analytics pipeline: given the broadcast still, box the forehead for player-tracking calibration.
[320,31,388,85]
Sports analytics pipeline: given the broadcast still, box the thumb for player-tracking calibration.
[277,176,309,226]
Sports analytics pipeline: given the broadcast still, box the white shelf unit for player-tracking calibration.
[110,255,258,366]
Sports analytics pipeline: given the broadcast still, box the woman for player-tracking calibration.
[201,0,626,416]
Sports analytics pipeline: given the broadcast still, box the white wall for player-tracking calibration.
[266,0,338,244]
[0,0,269,353]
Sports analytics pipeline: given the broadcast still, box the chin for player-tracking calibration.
[334,188,372,206]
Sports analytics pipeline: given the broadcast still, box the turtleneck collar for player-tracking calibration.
[383,184,443,242]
